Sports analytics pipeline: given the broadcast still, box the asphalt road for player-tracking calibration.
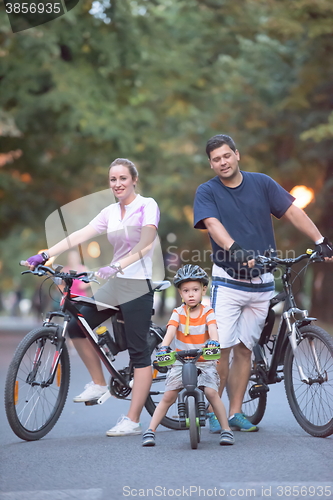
[0,319,332,500]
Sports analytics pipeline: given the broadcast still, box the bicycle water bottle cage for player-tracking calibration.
[202,347,220,360]
[156,351,177,366]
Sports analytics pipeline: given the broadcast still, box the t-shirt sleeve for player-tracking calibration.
[205,307,217,326]
[167,308,180,328]
[142,198,160,228]
[264,176,295,219]
[193,184,220,229]
[89,206,112,233]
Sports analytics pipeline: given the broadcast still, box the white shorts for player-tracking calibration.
[165,361,220,392]
[211,265,275,350]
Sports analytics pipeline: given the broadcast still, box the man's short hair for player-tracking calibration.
[206,134,237,158]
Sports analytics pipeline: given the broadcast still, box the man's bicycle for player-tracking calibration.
[240,250,333,438]
[156,347,221,449]
[4,264,174,441]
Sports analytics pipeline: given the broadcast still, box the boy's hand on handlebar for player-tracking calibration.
[157,346,171,355]
[315,237,333,261]
[96,266,118,280]
[204,340,220,348]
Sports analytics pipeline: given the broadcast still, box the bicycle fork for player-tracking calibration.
[284,310,327,385]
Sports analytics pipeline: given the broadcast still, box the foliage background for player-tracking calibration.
[0,0,332,320]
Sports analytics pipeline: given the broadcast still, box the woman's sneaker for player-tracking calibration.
[228,413,258,432]
[207,412,222,434]
[219,429,235,445]
[142,429,156,447]
[73,381,108,403]
[106,415,142,437]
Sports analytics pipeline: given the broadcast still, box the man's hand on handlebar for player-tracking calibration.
[229,242,255,268]
[315,237,333,262]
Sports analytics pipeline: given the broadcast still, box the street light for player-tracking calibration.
[290,185,314,209]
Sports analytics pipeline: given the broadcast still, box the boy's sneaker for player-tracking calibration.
[219,429,235,446]
[106,415,142,437]
[142,429,156,447]
[207,412,222,434]
[73,381,108,403]
[228,413,258,432]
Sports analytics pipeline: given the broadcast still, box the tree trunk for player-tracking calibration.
[310,159,333,323]
[311,264,333,323]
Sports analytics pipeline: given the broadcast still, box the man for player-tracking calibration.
[193,134,333,433]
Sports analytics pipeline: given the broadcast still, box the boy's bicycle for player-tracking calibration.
[4,264,174,441]
[240,250,333,438]
[156,347,221,449]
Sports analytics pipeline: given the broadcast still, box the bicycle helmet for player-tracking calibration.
[173,264,209,288]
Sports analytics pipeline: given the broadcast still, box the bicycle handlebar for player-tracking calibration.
[19,262,98,284]
[255,250,323,267]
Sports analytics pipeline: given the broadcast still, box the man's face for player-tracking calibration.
[209,144,240,182]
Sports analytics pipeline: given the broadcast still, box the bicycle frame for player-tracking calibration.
[26,265,169,405]
[253,253,319,386]
[175,350,207,429]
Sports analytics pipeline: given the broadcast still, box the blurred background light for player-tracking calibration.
[290,185,314,209]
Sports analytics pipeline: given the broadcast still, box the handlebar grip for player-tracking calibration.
[20,261,29,267]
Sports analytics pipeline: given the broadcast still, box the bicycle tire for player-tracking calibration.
[284,325,333,438]
[144,327,180,430]
[242,365,267,425]
[5,327,70,441]
[188,396,198,449]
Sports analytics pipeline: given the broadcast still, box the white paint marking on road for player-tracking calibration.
[0,489,103,500]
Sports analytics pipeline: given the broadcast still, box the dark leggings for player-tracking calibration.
[68,278,154,369]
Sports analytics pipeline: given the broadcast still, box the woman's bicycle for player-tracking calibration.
[4,264,174,441]
[240,250,333,438]
[156,347,221,449]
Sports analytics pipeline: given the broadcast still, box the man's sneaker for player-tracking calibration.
[73,381,108,403]
[142,429,156,447]
[106,415,142,437]
[207,412,222,434]
[228,413,258,432]
[219,429,235,446]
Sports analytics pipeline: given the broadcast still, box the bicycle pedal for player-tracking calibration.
[84,398,99,406]
[249,383,269,398]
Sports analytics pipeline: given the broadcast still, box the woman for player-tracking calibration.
[26,158,160,437]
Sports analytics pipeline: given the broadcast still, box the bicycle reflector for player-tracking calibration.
[202,347,221,360]
[156,351,177,366]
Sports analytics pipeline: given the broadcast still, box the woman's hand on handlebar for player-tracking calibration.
[24,252,48,270]
[95,266,118,280]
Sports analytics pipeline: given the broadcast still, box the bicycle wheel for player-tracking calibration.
[284,325,333,438]
[5,327,70,441]
[188,396,198,449]
[242,362,267,425]
[144,326,180,430]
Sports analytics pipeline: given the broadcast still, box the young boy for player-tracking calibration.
[142,264,234,447]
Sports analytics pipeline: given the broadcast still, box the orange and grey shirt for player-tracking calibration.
[167,304,217,360]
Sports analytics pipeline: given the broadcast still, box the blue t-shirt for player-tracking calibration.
[193,171,294,278]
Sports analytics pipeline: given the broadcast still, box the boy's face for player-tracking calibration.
[178,281,206,307]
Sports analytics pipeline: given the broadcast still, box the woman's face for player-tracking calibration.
[109,165,137,204]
